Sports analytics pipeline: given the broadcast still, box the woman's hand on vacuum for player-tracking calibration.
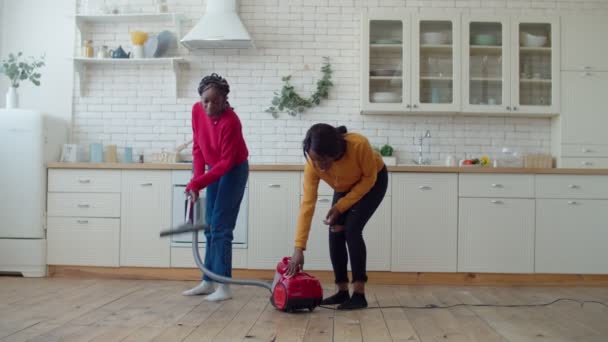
[324,206,341,225]
[187,189,199,202]
[287,248,304,277]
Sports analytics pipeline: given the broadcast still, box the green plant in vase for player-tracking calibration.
[0,52,45,108]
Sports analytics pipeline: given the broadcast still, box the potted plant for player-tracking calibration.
[380,144,397,166]
[0,52,45,109]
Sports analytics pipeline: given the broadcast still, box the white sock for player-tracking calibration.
[182,280,215,296]
[204,284,232,302]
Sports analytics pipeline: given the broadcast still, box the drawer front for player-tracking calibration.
[536,175,608,199]
[48,169,121,193]
[459,174,534,198]
[47,217,119,266]
[562,144,608,158]
[560,157,608,169]
[47,193,121,217]
[301,172,392,196]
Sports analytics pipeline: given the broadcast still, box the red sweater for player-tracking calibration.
[186,102,249,192]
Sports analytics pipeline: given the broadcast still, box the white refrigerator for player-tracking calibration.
[0,109,67,277]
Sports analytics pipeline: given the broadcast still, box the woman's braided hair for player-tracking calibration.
[197,73,230,97]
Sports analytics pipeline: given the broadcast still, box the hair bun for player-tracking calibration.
[336,125,347,134]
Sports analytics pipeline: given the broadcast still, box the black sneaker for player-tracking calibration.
[321,290,350,305]
[337,292,368,310]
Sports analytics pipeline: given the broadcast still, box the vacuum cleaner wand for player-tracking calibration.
[160,195,273,292]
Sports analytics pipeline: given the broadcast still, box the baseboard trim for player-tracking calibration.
[47,266,608,286]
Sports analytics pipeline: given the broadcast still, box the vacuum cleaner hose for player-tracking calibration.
[191,230,273,292]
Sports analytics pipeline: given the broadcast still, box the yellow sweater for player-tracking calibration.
[295,133,385,249]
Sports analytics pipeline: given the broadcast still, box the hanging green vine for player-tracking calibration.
[266,57,333,118]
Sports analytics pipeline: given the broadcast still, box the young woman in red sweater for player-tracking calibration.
[182,74,249,302]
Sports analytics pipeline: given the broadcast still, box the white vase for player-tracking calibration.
[6,86,18,109]
[133,45,144,59]
[382,156,397,166]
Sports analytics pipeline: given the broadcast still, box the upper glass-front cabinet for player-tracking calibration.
[412,14,461,112]
[361,11,410,114]
[462,16,509,113]
[512,18,560,114]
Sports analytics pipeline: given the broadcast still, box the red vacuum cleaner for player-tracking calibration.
[160,195,323,312]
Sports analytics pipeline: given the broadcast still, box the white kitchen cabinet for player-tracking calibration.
[300,196,332,271]
[248,171,300,269]
[561,71,608,146]
[363,199,391,271]
[361,10,412,114]
[458,198,535,273]
[509,16,560,115]
[391,173,457,272]
[462,16,559,115]
[412,12,461,113]
[170,246,248,269]
[561,15,608,72]
[536,199,608,274]
[120,171,171,267]
[47,217,120,266]
[361,11,460,114]
[47,169,121,267]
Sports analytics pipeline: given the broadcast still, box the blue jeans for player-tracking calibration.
[203,160,248,281]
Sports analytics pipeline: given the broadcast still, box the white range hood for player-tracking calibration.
[181,0,254,50]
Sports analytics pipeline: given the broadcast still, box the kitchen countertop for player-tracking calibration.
[47,162,608,175]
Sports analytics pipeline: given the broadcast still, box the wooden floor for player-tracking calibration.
[1,277,608,341]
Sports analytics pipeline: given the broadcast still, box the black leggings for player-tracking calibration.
[329,166,388,284]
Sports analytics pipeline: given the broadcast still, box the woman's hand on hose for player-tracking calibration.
[286,248,304,277]
[186,189,199,202]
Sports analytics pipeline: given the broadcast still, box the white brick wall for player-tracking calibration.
[73,0,607,164]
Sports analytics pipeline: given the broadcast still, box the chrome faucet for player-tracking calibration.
[413,130,432,165]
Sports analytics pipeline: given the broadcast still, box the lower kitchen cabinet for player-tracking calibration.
[120,171,172,267]
[536,199,608,274]
[47,217,120,266]
[247,171,300,269]
[458,198,535,273]
[391,173,458,272]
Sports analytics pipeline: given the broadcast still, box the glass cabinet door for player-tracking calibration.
[363,19,409,108]
[463,17,509,113]
[413,15,460,112]
[512,19,559,114]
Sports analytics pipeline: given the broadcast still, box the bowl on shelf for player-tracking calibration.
[421,31,449,45]
[371,39,402,44]
[370,69,402,77]
[371,92,401,103]
[520,32,547,47]
[472,34,498,46]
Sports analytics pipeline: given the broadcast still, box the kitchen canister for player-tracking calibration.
[105,145,118,163]
[89,143,103,163]
[123,147,133,163]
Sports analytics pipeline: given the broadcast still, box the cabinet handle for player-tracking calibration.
[406,104,411,109]
[77,204,90,208]
[506,106,511,110]
[583,66,592,70]
[491,183,503,188]
[268,184,281,188]
[140,182,153,186]
[512,106,518,111]
[567,201,578,205]
[568,184,579,189]
[318,198,330,203]
[418,185,432,190]
[582,161,593,166]
[413,104,419,108]
[491,200,503,204]
[77,220,89,224]
[78,179,91,184]
[582,72,592,77]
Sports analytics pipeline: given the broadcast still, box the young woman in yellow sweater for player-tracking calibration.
[286,123,388,310]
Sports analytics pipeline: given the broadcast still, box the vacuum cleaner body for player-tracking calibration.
[271,257,323,312]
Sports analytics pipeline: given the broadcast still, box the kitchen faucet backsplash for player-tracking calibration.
[72,0,608,164]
